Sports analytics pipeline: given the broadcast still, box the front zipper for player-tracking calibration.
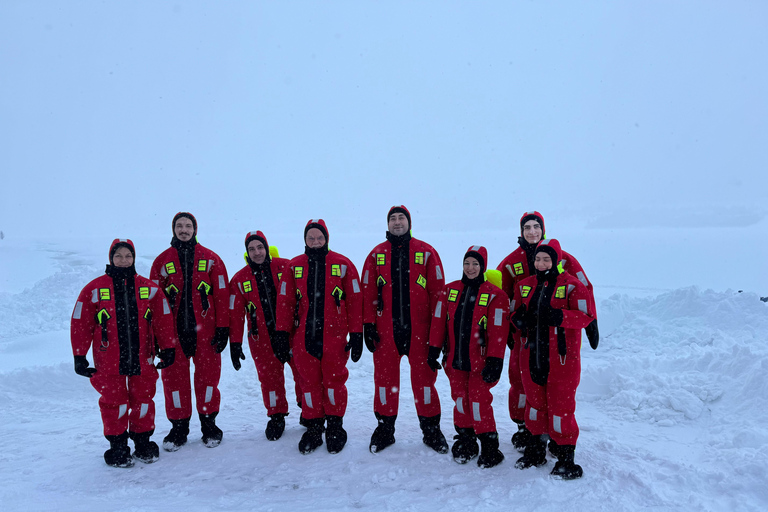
[311,259,319,337]
[182,251,192,332]
[123,281,133,369]
[259,269,276,327]
[456,285,473,369]
[534,281,549,371]
[398,249,405,326]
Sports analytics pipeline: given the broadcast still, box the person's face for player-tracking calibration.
[522,219,543,244]
[534,252,553,271]
[305,228,326,248]
[112,247,134,268]
[463,257,482,280]
[388,213,409,236]
[247,240,267,264]
[174,218,195,242]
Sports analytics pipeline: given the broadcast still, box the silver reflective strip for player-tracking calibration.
[473,402,481,422]
[518,394,526,409]
[73,301,83,320]
[352,279,360,294]
[162,299,170,315]
[161,266,168,277]
[229,295,235,310]
[118,404,127,419]
[148,287,158,300]
[553,415,562,434]
[540,239,550,246]
[91,289,99,303]
[152,279,159,285]
[471,245,480,251]
[434,301,443,318]
[269,391,277,408]
[311,218,319,223]
[280,281,287,295]
[237,282,243,293]
[436,265,443,280]
[328,388,336,406]
[567,284,575,295]
[505,264,514,277]
[494,308,503,326]
[578,299,588,314]
[456,397,464,415]
[205,386,213,403]
[209,259,214,270]
[304,392,313,409]
[172,391,181,409]
[576,271,588,287]
[529,407,538,421]
[363,270,369,285]
[139,403,149,419]
[379,387,387,405]
[218,275,226,289]
[511,299,516,311]
[119,238,127,243]
[340,265,347,278]
[423,387,431,405]
[424,251,431,264]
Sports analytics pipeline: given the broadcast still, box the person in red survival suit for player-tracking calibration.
[510,238,595,480]
[495,211,599,452]
[360,205,449,454]
[71,239,177,468]
[273,219,364,455]
[150,212,230,450]
[229,230,303,441]
[427,246,508,468]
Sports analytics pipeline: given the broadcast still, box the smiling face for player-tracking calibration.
[247,240,267,264]
[305,228,326,249]
[174,218,195,242]
[112,246,134,268]
[534,252,553,272]
[463,256,482,280]
[388,212,409,236]
[522,219,543,245]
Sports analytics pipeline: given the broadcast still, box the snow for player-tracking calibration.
[2,1,768,511]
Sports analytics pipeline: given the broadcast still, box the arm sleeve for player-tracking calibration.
[149,258,163,287]
[228,277,246,345]
[343,258,364,334]
[563,251,597,319]
[486,292,510,359]
[561,280,595,330]
[70,285,96,357]
[150,289,177,351]
[496,256,515,301]
[276,266,297,334]
[360,251,377,324]
[211,254,230,328]
[428,288,448,349]
[426,248,446,323]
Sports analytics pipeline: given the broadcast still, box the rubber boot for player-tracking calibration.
[451,426,479,464]
[511,420,533,453]
[200,412,223,448]
[298,417,324,454]
[325,415,348,454]
[515,434,547,469]
[550,444,584,480]
[369,413,396,453]
[418,414,449,454]
[162,417,190,452]
[477,431,505,468]
[130,430,159,464]
[265,413,287,441]
[104,431,134,468]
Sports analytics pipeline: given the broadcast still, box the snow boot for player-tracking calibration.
[162,417,190,452]
[369,413,396,453]
[515,434,547,469]
[298,417,324,454]
[200,412,223,448]
[325,415,348,454]
[419,414,449,454]
[548,438,563,458]
[104,432,134,468]
[299,413,309,428]
[511,420,533,453]
[265,413,287,441]
[550,444,583,480]
[451,426,479,464]
[477,432,505,468]
[130,430,159,464]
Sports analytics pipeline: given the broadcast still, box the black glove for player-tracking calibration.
[230,342,246,370]
[74,355,97,378]
[540,304,564,327]
[585,318,599,350]
[481,356,504,383]
[427,345,443,371]
[363,323,380,353]
[346,332,364,363]
[506,329,515,350]
[511,304,527,331]
[211,327,230,354]
[155,348,176,369]
[271,330,291,364]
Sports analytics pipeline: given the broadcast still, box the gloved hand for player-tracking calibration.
[427,345,443,371]
[271,331,291,364]
[155,348,176,369]
[481,356,504,383]
[211,327,230,354]
[74,355,97,378]
[585,319,599,350]
[511,304,527,331]
[345,332,364,363]
[363,323,380,353]
[540,304,563,327]
[230,342,246,370]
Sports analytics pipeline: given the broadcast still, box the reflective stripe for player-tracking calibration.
[436,265,443,280]
[229,295,235,310]
[470,245,480,251]
[576,271,588,287]
[340,265,347,278]
[304,392,313,409]
[172,391,181,409]
[424,251,431,264]
[160,266,168,277]
[148,287,158,300]
[118,404,127,419]
[553,415,562,434]
[505,264,514,277]
[379,387,387,405]
[91,289,99,303]
[434,300,443,318]
[473,402,481,422]
[540,239,551,246]
[352,279,360,294]
[73,302,83,320]
[529,407,538,421]
[269,391,277,408]
[423,387,431,405]
[456,397,464,414]
[218,275,226,289]
[494,308,503,326]
[511,299,516,310]
[205,386,213,403]
[162,299,170,315]
[209,259,214,270]
[139,403,149,419]
[280,281,287,296]
[363,270,369,285]
[152,279,159,285]
[568,284,575,295]
[518,394,526,409]
[328,388,336,406]
[578,299,588,314]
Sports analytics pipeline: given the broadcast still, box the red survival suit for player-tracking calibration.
[275,220,363,421]
[496,211,596,427]
[229,231,302,417]
[510,239,594,447]
[150,215,230,422]
[71,239,176,436]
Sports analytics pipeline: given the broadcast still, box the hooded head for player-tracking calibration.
[304,219,329,250]
[462,244,487,283]
[244,230,270,265]
[520,211,545,245]
[172,212,197,242]
[387,205,412,235]
[109,238,136,266]
[533,238,562,277]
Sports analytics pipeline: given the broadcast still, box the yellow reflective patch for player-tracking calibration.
[332,286,344,298]
[144,308,152,320]
[521,286,532,298]
[295,289,303,299]
[277,272,283,281]
[197,259,208,272]
[246,301,257,312]
[448,289,459,302]
[414,252,424,265]
[332,264,341,276]
[139,287,150,299]
[166,283,179,295]
[197,281,212,294]
[243,281,252,293]
[555,286,566,299]
[165,262,176,274]
[96,308,111,324]
[376,253,386,266]
[416,274,427,289]
[377,275,387,286]
[478,315,487,329]
[478,293,489,307]
[99,288,111,301]
[294,266,304,279]
[513,262,524,275]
